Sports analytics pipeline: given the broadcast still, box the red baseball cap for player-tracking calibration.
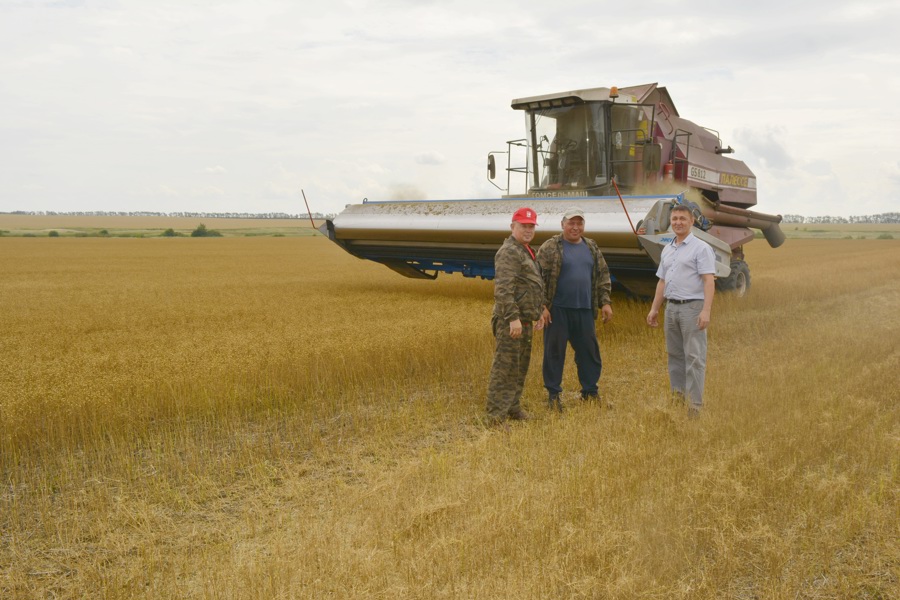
[512,207,538,225]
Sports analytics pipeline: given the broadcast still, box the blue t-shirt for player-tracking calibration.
[553,239,593,309]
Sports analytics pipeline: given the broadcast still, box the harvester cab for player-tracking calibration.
[323,83,784,298]
[490,84,754,206]
[509,87,657,195]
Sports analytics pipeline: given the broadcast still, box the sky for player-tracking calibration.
[2,0,899,218]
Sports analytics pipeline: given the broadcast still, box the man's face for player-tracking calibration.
[511,221,536,245]
[562,216,584,243]
[670,209,692,236]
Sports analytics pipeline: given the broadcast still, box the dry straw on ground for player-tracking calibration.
[1,233,898,599]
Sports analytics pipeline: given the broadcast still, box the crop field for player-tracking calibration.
[780,223,899,240]
[0,215,320,238]
[1,225,898,599]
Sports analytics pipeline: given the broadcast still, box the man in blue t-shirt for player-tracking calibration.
[536,207,613,412]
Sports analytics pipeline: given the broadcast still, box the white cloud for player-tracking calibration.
[1,1,899,217]
[151,185,179,198]
[890,162,900,187]
[189,185,225,198]
[735,127,794,171]
[414,152,445,166]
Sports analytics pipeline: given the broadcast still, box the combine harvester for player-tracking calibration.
[322,83,785,297]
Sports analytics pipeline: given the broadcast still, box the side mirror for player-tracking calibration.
[487,154,496,179]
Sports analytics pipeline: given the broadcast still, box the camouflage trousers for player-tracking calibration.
[486,315,533,421]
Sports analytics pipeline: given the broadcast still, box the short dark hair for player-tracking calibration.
[671,204,692,215]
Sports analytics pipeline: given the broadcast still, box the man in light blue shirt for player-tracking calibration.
[646,204,716,414]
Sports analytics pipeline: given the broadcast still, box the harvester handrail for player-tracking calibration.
[611,178,638,236]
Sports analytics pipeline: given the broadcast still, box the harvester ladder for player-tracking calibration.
[487,138,528,195]
[672,129,691,182]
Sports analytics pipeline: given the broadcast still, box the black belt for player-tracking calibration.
[666,298,701,304]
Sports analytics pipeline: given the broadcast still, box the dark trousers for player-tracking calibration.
[542,306,602,396]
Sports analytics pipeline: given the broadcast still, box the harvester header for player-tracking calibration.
[323,83,784,297]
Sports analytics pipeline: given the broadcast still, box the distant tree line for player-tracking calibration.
[4,210,335,219]
[782,213,899,224]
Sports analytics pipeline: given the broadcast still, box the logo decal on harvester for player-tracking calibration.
[530,190,589,198]
[719,173,750,188]
[687,167,756,189]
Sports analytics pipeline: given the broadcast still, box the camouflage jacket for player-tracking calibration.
[535,234,611,319]
[492,236,545,323]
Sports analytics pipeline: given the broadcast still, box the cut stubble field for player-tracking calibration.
[1,232,898,599]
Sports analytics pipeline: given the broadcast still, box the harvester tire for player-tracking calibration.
[716,260,751,297]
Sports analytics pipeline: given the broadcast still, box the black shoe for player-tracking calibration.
[580,391,600,402]
[548,393,563,413]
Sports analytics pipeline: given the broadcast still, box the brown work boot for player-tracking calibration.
[508,408,532,421]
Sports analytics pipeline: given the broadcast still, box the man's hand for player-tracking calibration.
[647,279,665,328]
[697,310,711,330]
[509,319,523,338]
[698,274,714,331]
[601,304,613,324]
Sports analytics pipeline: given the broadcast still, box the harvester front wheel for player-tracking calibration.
[716,260,751,297]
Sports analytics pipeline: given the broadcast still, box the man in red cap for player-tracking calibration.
[486,207,546,425]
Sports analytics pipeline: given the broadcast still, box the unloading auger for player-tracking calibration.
[322,83,784,298]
